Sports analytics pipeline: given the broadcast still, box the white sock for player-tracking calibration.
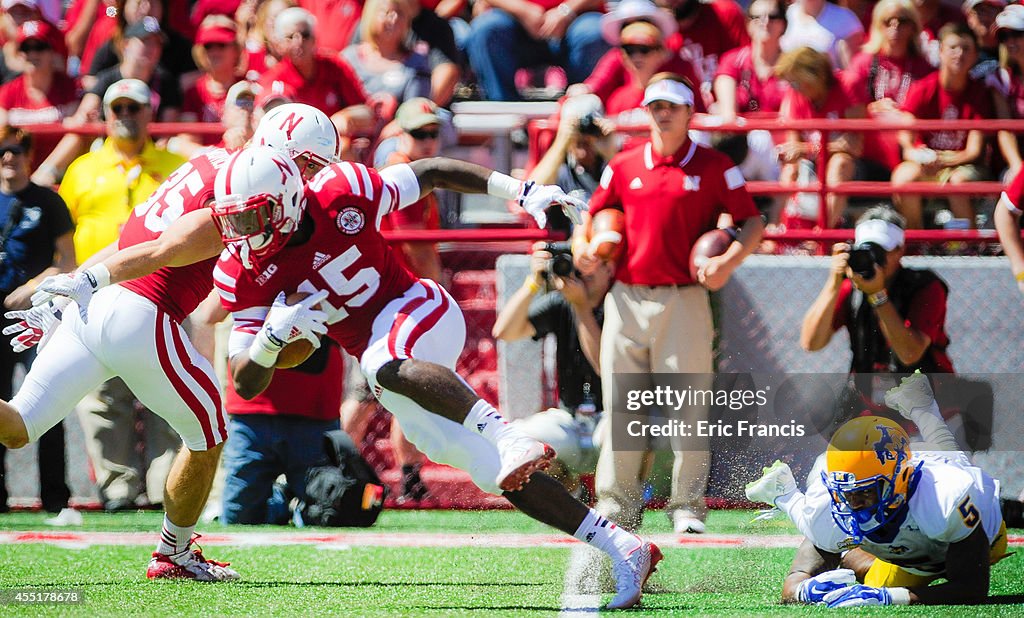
[156,514,195,557]
[463,400,517,445]
[573,508,642,562]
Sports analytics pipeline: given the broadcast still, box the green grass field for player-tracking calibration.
[0,509,1021,616]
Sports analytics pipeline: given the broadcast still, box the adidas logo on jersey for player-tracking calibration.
[629,177,643,189]
[476,423,487,434]
[313,252,332,270]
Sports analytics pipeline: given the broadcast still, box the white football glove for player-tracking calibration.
[2,297,70,352]
[517,181,587,229]
[30,265,110,322]
[795,569,857,604]
[248,290,330,368]
[823,584,910,607]
[884,370,936,421]
[744,460,797,507]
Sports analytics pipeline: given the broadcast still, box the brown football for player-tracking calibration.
[274,291,320,369]
[588,208,625,263]
[689,228,736,284]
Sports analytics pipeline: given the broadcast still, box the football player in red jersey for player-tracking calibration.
[0,103,342,582]
[210,145,661,609]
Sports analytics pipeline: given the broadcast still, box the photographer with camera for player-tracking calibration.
[527,94,614,236]
[493,241,615,490]
[800,207,953,376]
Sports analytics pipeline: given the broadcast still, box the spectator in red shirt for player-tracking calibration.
[181,17,247,125]
[238,0,296,80]
[466,0,610,101]
[0,21,79,170]
[713,0,788,182]
[0,0,65,81]
[297,0,364,54]
[658,0,750,98]
[776,46,869,228]
[571,0,704,120]
[62,0,118,81]
[893,23,991,229]
[580,73,763,534]
[842,0,933,170]
[990,4,1024,184]
[258,6,373,156]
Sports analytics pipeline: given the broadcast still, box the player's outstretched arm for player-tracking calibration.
[911,525,991,605]
[782,538,842,603]
[102,209,224,285]
[406,157,585,228]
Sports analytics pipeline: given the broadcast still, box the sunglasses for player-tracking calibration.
[884,16,914,27]
[409,128,439,140]
[621,44,659,56]
[748,13,785,21]
[285,30,313,41]
[19,41,51,53]
[0,145,25,157]
[111,102,144,115]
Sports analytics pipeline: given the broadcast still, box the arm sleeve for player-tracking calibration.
[588,162,619,216]
[227,306,270,359]
[720,161,759,221]
[378,163,422,214]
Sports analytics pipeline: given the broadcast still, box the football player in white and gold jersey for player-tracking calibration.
[746,373,1009,607]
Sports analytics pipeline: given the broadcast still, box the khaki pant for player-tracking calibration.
[595,282,713,530]
[76,378,179,506]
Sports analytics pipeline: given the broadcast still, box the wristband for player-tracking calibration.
[887,587,911,605]
[248,329,284,368]
[487,171,522,201]
[524,275,541,294]
[84,263,111,290]
[1015,271,1024,282]
[867,289,889,307]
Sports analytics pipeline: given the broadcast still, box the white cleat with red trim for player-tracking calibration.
[606,541,663,610]
[495,434,555,492]
[147,536,240,581]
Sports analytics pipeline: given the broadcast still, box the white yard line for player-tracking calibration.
[2,530,1022,549]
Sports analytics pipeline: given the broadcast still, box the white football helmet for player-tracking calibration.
[252,102,340,180]
[212,145,305,270]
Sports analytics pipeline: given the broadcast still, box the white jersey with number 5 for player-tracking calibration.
[801,451,1002,575]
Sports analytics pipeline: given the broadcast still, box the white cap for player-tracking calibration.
[102,78,151,108]
[996,4,1024,32]
[854,219,905,250]
[600,0,677,45]
[642,79,695,107]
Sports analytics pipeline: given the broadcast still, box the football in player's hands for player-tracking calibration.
[274,291,324,369]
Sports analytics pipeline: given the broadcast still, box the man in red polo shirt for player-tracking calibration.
[582,73,763,535]
[257,7,372,153]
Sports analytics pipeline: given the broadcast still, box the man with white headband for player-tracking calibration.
[800,206,954,380]
[580,72,764,536]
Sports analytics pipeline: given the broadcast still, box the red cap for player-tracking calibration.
[196,23,238,46]
[16,20,58,50]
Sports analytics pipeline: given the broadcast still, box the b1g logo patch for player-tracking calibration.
[336,207,365,235]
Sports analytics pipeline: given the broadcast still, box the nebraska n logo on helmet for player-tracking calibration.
[823,416,920,544]
[211,145,306,271]
[252,102,340,180]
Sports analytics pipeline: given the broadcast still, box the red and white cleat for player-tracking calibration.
[606,541,663,610]
[495,436,555,492]
[147,536,240,582]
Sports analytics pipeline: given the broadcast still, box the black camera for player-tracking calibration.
[543,241,576,278]
[577,113,604,137]
[847,242,887,279]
